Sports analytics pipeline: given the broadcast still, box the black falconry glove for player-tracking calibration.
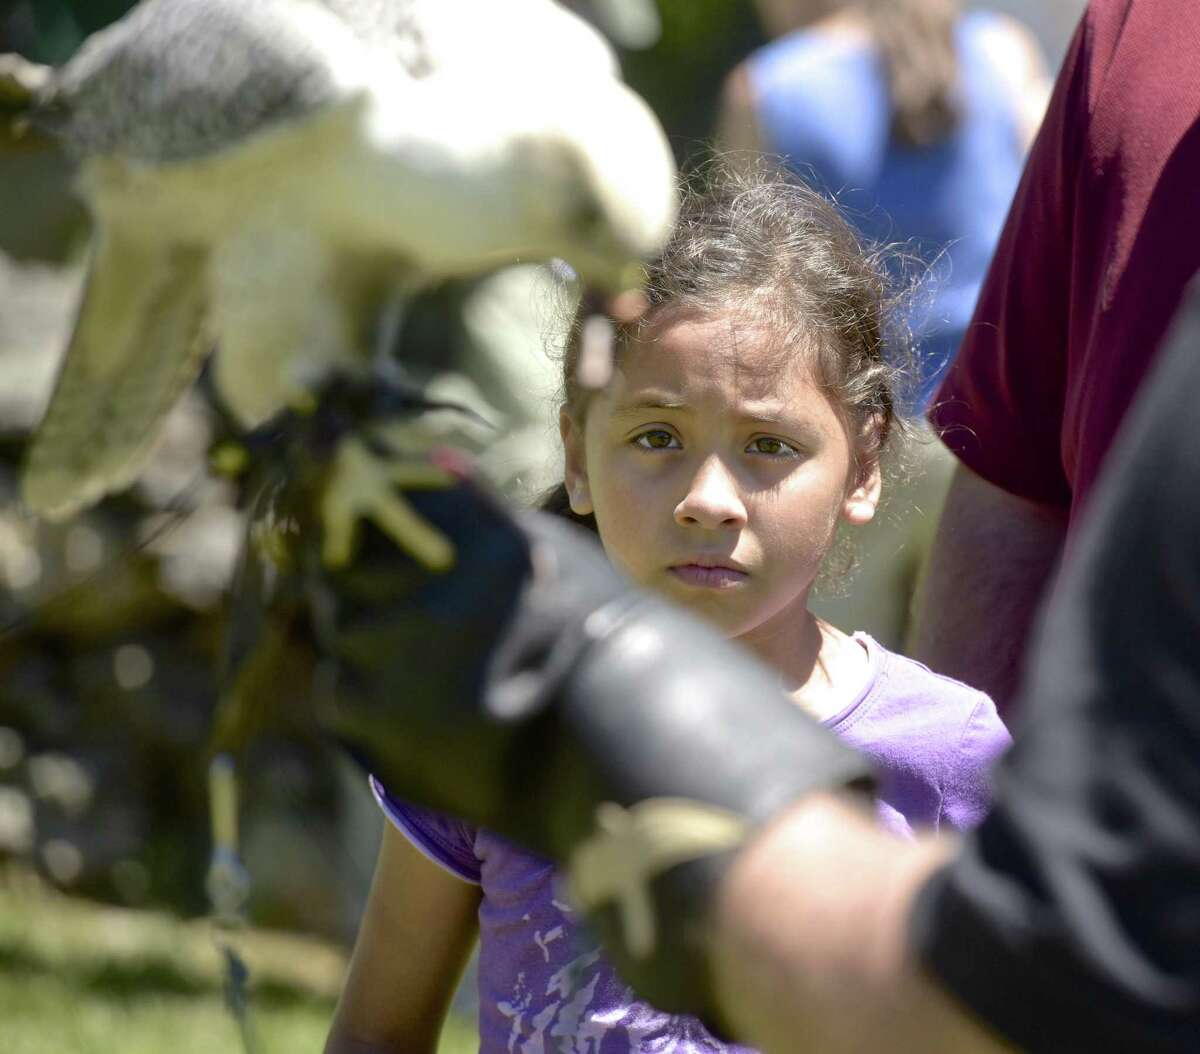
[222,376,876,1033]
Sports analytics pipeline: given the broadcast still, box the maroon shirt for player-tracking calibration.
[930,0,1200,524]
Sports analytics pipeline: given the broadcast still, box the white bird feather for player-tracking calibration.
[17,0,676,521]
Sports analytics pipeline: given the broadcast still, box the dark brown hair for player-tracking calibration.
[863,0,962,148]
[544,158,910,532]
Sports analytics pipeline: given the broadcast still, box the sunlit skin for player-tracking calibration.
[561,305,882,720]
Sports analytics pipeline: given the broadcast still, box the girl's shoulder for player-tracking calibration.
[828,636,1011,832]
[370,775,482,884]
[371,774,561,891]
[825,634,999,729]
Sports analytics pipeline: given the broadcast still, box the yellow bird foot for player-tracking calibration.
[319,435,455,571]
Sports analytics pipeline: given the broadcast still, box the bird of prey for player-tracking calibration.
[8,0,676,549]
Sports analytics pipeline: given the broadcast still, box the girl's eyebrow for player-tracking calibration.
[730,399,807,427]
[735,401,790,424]
[611,396,822,438]
[610,392,690,417]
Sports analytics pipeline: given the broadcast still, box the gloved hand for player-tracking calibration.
[228,379,876,1031]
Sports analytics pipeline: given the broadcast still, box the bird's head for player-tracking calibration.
[511,77,677,294]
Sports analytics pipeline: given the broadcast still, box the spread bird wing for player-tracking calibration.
[42,0,368,165]
[21,228,209,520]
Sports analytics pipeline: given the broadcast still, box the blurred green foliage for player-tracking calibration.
[623,0,764,163]
[0,1,137,62]
[0,870,477,1053]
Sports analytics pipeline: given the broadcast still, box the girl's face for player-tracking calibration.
[561,307,880,644]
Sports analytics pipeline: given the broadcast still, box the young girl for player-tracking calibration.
[325,165,1009,1054]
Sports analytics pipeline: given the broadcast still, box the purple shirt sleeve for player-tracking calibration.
[940,694,1012,831]
[832,638,1010,835]
[369,775,481,884]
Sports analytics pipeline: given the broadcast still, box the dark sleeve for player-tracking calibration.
[910,276,1200,1052]
[926,12,1089,508]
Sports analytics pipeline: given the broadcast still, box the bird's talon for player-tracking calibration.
[368,489,456,572]
[319,436,457,570]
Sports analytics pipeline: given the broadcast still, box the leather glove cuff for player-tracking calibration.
[549,593,875,1030]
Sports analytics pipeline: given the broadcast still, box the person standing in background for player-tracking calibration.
[716,0,1048,649]
[913,0,1200,715]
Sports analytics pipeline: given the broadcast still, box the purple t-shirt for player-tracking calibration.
[372,634,1009,1053]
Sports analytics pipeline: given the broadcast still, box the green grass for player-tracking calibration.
[0,869,476,1053]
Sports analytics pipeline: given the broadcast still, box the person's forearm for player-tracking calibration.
[708,794,1011,1053]
[324,998,442,1054]
[324,1032,427,1054]
[911,463,1066,715]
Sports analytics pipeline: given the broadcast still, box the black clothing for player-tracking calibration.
[912,279,1200,1052]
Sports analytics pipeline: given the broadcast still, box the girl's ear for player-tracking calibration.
[842,457,881,526]
[559,406,594,516]
[842,413,885,525]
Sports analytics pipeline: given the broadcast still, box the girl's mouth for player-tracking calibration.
[668,563,749,589]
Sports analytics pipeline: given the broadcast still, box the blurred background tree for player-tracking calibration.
[622,0,766,163]
[2,0,139,61]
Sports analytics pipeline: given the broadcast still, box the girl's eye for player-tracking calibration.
[747,436,798,457]
[633,429,680,450]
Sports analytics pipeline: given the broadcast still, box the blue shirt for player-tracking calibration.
[749,12,1026,410]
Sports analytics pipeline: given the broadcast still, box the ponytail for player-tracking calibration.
[862,0,961,148]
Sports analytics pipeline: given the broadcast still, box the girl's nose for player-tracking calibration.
[674,456,748,530]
